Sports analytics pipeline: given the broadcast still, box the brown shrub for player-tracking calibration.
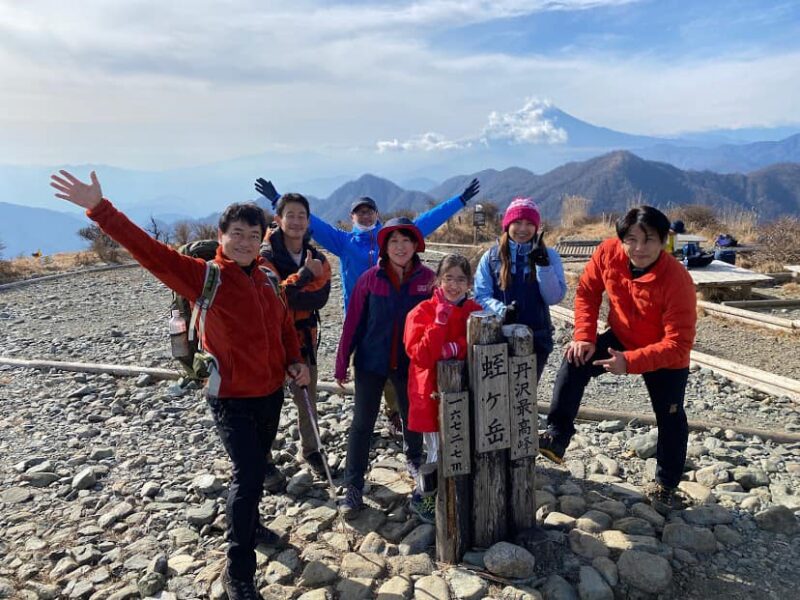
[78,225,124,263]
[753,217,800,267]
[669,204,720,232]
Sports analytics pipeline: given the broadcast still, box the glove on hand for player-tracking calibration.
[435,302,454,325]
[459,178,480,205]
[255,178,280,209]
[441,341,460,360]
[504,300,518,325]
[531,231,550,266]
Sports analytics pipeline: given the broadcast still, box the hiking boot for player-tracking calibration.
[387,411,403,438]
[305,451,328,480]
[339,484,363,520]
[643,481,686,515]
[538,432,567,465]
[406,460,421,482]
[254,523,287,548]
[263,463,286,494]
[222,571,263,600]
[410,491,436,524]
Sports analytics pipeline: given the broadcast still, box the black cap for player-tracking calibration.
[350,196,378,213]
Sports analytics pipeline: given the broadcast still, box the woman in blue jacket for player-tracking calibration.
[474,198,567,379]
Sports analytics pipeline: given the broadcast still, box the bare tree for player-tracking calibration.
[79,225,123,263]
[192,222,219,240]
[145,215,170,243]
[172,221,193,246]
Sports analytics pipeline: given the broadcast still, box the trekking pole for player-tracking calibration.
[300,385,338,500]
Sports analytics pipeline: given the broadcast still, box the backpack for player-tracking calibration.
[171,240,222,379]
[171,240,283,379]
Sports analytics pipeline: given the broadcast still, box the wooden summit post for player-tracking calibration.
[435,359,471,563]
[503,324,538,533]
[468,310,509,546]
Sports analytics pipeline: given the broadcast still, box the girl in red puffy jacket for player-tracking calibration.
[402,253,483,522]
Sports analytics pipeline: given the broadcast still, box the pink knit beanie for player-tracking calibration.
[502,197,541,231]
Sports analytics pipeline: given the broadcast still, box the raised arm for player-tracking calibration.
[414,178,479,237]
[50,170,206,299]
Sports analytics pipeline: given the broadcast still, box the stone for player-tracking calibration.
[296,589,332,600]
[597,420,625,433]
[575,510,612,534]
[286,470,314,496]
[628,433,658,459]
[630,503,665,528]
[612,517,655,537]
[544,512,575,531]
[168,527,199,546]
[541,574,578,600]
[89,447,114,460]
[769,483,800,510]
[568,529,610,559]
[484,542,536,579]
[591,500,627,519]
[617,550,672,594]
[695,464,730,487]
[500,585,543,600]
[341,553,386,579]
[677,481,713,504]
[376,575,413,600]
[137,572,165,597]
[732,467,770,490]
[298,561,339,587]
[447,567,488,600]
[187,501,217,526]
[398,524,435,555]
[25,472,59,487]
[559,495,587,518]
[662,523,718,553]
[414,575,450,600]
[599,531,659,556]
[713,524,743,546]
[71,468,97,490]
[167,554,198,576]
[192,473,222,494]
[578,565,613,600]
[1,486,32,504]
[591,557,618,587]
[755,506,800,534]
[681,504,734,526]
[388,554,435,577]
[336,578,373,600]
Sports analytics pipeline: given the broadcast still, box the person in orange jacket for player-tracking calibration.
[539,205,696,513]
[49,170,309,600]
[403,253,483,523]
[260,193,332,485]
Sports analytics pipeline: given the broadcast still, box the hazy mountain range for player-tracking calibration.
[2,104,800,256]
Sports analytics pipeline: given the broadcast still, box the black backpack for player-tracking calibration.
[171,240,222,379]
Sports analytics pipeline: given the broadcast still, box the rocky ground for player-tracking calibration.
[1,258,799,599]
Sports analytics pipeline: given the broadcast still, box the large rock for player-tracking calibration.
[484,542,536,579]
[541,574,578,600]
[71,467,97,490]
[617,550,672,594]
[414,575,450,599]
[754,506,800,535]
[298,561,339,587]
[578,566,613,600]
[447,567,488,600]
[398,524,435,556]
[575,510,612,534]
[568,529,610,559]
[662,523,718,553]
[695,464,730,488]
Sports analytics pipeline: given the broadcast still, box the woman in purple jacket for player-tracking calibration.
[334,217,435,519]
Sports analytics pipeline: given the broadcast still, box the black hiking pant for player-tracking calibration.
[207,389,284,580]
[546,329,689,489]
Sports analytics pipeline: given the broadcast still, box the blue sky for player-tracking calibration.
[0,0,798,169]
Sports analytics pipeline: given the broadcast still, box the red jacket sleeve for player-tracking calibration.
[624,270,697,374]
[404,303,449,370]
[87,199,205,300]
[573,243,607,344]
[278,291,303,367]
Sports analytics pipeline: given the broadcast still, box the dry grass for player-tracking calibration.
[0,252,107,284]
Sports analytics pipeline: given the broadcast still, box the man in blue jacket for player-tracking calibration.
[255,178,480,310]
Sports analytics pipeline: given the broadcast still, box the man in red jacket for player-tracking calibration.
[50,170,309,600]
[539,205,697,513]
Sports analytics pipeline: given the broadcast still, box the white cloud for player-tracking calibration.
[376,98,568,152]
[481,98,568,144]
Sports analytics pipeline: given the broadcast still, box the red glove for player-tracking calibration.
[441,341,461,359]
[434,289,454,325]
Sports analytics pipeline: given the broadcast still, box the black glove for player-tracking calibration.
[255,178,280,209]
[459,178,480,205]
[504,301,518,325]
[531,231,550,267]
